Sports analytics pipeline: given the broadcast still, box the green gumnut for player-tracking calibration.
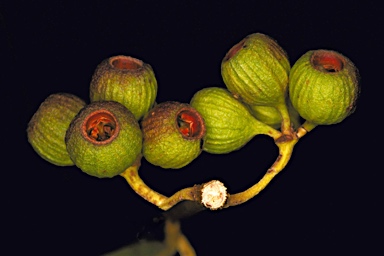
[221,33,291,107]
[289,49,360,125]
[89,55,158,120]
[141,101,206,169]
[65,101,142,178]
[27,93,86,166]
[248,97,301,130]
[190,87,278,154]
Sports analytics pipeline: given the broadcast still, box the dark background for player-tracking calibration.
[2,0,381,255]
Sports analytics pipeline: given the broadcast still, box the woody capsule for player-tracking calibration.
[89,55,158,121]
[141,101,206,169]
[221,33,290,108]
[27,93,86,166]
[190,87,281,154]
[65,101,142,178]
[289,49,360,128]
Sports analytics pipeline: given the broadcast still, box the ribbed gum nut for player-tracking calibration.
[249,97,301,130]
[27,93,86,166]
[141,101,206,169]
[221,33,290,107]
[289,50,360,125]
[65,101,142,178]
[89,55,158,120]
[249,105,282,129]
[190,87,274,154]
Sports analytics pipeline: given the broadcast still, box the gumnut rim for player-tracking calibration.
[108,55,144,72]
[81,109,120,145]
[176,107,206,141]
[223,37,247,62]
[310,50,345,73]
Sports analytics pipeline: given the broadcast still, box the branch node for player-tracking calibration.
[201,180,228,210]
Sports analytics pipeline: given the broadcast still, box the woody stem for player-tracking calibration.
[120,156,169,207]
[120,155,223,211]
[224,136,298,207]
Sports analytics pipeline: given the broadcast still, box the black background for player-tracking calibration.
[2,0,381,255]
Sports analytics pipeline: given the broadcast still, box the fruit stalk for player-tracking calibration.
[120,156,228,211]
[296,121,318,138]
[274,100,292,134]
[119,156,169,206]
[225,136,298,207]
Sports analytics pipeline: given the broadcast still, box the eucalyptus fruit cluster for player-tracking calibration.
[27,55,206,177]
[27,32,360,180]
[27,55,156,178]
[192,33,359,154]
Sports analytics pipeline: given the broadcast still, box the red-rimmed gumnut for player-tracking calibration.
[65,101,142,178]
[89,55,158,120]
[141,101,206,169]
[27,93,86,166]
[289,49,360,125]
[221,33,290,107]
